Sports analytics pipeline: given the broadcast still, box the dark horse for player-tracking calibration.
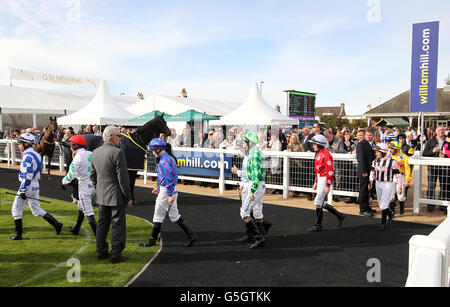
[34,117,58,180]
[119,113,172,204]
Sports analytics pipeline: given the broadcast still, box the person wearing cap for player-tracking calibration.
[369,143,403,231]
[397,133,415,158]
[8,133,63,240]
[61,134,97,237]
[231,131,267,248]
[307,134,346,232]
[232,132,272,247]
[139,138,197,248]
[387,140,411,216]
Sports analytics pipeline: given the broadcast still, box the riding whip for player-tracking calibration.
[4,192,51,204]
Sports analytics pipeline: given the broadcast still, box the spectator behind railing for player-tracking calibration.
[287,133,304,153]
[343,130,355,154]
[220,132,235,150]
[423,125,449,213]
[268,130,282,194]
[179,128,193,148]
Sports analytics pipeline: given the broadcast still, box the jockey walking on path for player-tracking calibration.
[308,134,346,232]
[139,138,197,248]
[387,140,411,216]
[232,133,272,246]
[62,135,97,236]
[369,143,403,231]
[236,131,268,249]
[9,133,63,240]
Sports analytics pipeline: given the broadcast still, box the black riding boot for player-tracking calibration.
[43,213,63,234]
[308,208,323,232]
[177,217,198,247]
[9,219,23,240]
[139,222,162,247]
[87,215,97,236]
[399,202,405,215]
[389,202,396,217]
[323,204,346,229]
[263,219,272,235]
[236,230,252,244]
[245,220,265,249]
[69,211,85,235]
[378,209,388,231]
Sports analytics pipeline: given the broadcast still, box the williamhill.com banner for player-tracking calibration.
[174,151,232,178]
[410,21,439,112]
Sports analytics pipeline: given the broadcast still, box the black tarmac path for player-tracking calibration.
[0,167,434,287]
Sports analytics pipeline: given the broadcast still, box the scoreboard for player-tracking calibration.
[287,91,316,120]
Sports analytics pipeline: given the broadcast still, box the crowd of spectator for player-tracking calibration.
[2,121,449,212]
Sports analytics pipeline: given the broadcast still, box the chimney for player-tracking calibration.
[137,92,144,100]
[275,105,281,113]
[444,75,450,92]
[367,104,372,112]
[340,103,345,116]
[181,88,188,98]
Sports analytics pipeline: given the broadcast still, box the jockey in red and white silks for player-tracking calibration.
[62,147,95,217]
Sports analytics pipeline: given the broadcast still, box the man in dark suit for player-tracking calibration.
[356,128,376,216]
[90,126,132,263]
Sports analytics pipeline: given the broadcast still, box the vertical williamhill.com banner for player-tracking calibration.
[410,21,439,112]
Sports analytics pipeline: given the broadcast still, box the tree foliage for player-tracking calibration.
[319,115,350,130]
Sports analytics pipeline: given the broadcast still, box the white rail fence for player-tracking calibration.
[408,157,450,215]
[1,139,449,213]
[0,139,65,172]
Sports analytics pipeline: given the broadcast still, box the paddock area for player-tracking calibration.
[0,167,436,287]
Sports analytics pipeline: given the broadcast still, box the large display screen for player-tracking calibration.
[288,91,316,120]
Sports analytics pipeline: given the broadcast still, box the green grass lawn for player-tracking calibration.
[0,188,158,287]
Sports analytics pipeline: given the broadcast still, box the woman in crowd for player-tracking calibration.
[220,132,235,149]
[343,131,355,154]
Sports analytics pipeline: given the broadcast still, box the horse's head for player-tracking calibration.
[48,117,58,133]
[134,113,171,146]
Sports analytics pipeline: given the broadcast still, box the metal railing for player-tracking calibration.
[2,138,448,215]
[0,139,65,172]
[409,156,450,216]
[140,147,360,205]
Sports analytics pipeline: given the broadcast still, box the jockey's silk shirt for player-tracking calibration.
[157,152,178,196]
[247,147,265,193]
[18,148,42,192]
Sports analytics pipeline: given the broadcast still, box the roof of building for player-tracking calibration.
[365,88,450,115]
[316,106,346,117]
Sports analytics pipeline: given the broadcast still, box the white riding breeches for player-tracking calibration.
[376,181,393,210]
[390,176,406,202]
[314,176,331,208]
[240,181,265,220]
[11,182,46,220]
[153,187,181,224]
[78,183,95,217]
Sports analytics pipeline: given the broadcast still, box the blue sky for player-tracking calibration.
[1,0,449,115]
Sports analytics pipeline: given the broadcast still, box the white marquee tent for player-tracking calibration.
[216,83,298,126]
[58,80,138,126]
[127,94,241,117]
[0,84,136,114]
